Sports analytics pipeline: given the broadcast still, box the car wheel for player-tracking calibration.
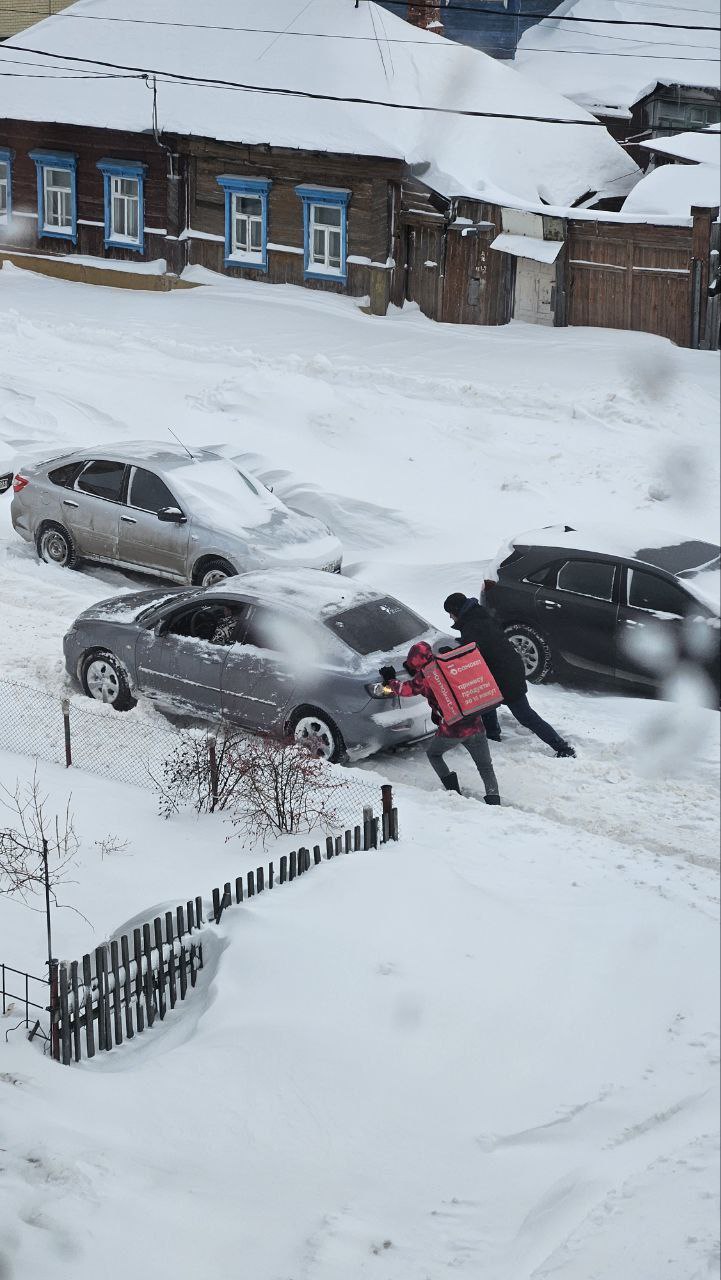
[80,651,137,711]
[504,623,553,683]
[37,522,79,569]
[193,558,238,588]
[289,707,345,763]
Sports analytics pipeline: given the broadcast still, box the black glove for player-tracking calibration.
[379,665,396,683]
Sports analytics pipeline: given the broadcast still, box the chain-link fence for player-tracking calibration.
[0,677,385,833]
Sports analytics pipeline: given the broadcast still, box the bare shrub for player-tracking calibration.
[0,768,77,903]
[151,723,244,818]
[224,735,349,847]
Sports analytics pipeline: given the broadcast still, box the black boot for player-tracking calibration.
[442,772,461,794]
[484,793,501,806]
[556,744,576,758]
[485,730,502,743]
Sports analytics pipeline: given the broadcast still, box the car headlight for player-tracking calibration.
[365,682,395,699]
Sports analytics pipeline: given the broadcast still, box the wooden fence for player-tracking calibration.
[50,791,398,1065]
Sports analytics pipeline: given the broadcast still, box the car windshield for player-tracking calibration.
[635,540,720,577]
[325,597,428,656]
[172,459,275,528]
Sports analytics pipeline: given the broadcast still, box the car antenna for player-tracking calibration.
[167,427,195,460]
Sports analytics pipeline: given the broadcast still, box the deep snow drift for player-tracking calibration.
[0,265,719,1279]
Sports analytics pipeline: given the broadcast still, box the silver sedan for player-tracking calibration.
[11,443,342,586]
[62,570,448,761]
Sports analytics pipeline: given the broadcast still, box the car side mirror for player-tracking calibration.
[157,506,185,524]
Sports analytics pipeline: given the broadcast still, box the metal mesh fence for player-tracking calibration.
[0,678,385,833]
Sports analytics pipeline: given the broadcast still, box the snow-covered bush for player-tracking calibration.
[224,735,349,848]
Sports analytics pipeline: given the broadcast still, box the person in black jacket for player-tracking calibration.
[443,593,576,757]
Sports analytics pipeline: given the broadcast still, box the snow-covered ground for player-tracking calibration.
[0,264,718,1279]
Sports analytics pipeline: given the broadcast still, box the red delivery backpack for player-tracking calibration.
[422,644,502,726]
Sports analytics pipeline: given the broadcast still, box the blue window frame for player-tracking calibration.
[97,158,146,253]
[29,150,77,243]
[216,176,271,271]
[0,148,12,225]
[295,185,350,283]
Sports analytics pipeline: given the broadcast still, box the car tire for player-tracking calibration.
[288,706,346,764]
[80,650,137,711]
[192,558,238,588]
[504,623,553,683]
[36,522,79,570]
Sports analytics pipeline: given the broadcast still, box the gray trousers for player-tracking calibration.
[426,732,499,797]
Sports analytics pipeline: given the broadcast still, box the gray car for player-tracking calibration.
[62,569,448,761]
[11,444,342,586]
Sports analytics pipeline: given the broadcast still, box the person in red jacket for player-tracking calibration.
[379,641,501,804]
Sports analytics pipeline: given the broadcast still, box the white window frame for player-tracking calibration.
[230,190,264,263]
[295,185,350,283]
[110,173,141,245]
[43,167,73,234]
[29,151,77,243]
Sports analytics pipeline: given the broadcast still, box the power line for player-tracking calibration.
[3,42,618,124]
[370,0,720,30]
[1,5,719,35]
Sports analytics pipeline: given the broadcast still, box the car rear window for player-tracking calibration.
[48,461,85,488]
[325,597,427,656]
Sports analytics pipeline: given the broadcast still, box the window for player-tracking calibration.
[128,467,176,514]
[0,149,11,224]
[296,185,350,281]
[216,176,271,270]
[97,159,145,252]
[627,569,689,617]
[76,460,126,502]
[525,563,558,586]
[30,151,77,242]
[48,461,85,489]
[325,598,427,656]
[556,560,615,601]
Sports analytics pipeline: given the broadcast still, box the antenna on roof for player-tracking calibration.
[167,428,195,460]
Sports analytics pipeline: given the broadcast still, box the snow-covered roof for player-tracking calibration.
[623,162,720,215]
[0,0,636,209]
[515,0,720,116]
[639,127,721,166]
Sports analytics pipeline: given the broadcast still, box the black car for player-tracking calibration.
[482,526,720,699]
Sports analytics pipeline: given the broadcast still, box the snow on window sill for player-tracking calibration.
[228,251,265,265]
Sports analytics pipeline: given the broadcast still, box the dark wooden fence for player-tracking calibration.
[50,790,399,1065]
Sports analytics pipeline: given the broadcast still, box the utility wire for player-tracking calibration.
[3,42,621,123]
[368,0,720,30]
[1,6,718,34]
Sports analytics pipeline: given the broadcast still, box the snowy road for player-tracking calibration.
[0,265,718,1280]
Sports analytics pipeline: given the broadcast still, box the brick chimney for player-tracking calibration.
[406,3,444,35]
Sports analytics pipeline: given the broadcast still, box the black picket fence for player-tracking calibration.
[1,961,49,1041]
[49,789,399,1065]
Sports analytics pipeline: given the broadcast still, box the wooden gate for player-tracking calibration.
[567,218,704,348]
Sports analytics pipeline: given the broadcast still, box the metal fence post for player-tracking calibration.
[61,697,72,768]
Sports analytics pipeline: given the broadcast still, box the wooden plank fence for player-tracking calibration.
[50,791,399,1064]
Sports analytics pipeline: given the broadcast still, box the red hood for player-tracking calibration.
[404,641,434,673]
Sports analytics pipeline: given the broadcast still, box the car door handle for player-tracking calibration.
[120,516,137,524]
[543,600,561,610]
[62,499,79,509]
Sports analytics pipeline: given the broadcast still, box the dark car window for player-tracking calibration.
[325,597,427,656]
[76,460,126,502]
[628,569,690,616]
[128,467,177,514]
[526,564,557,587]
[556,560,615,602]
[48,461,85,488]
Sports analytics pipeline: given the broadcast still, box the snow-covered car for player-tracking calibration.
[483,524,720,701]
[11,443,342,586]
[62,569,448,761]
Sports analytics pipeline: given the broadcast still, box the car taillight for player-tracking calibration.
[366,682,395,699]
[12,474,29,494]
